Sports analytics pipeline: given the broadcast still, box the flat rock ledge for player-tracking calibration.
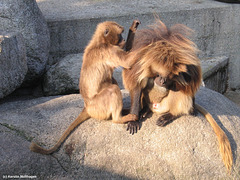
[43,54,228,96]
[0,87,239,179]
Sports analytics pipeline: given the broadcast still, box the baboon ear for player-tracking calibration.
[104,28,110,37]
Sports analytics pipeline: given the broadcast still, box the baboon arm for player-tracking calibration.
[113,20,140,69]
[125,20,140,51]
[130,86,142,118]
[121,86,141,123]
[123,86,142,134]
[110,48,131,69]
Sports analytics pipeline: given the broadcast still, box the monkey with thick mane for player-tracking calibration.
[30,20,140,155]
[123,19,233,171]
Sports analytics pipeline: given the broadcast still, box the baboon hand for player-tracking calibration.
[131,20,141,32]
[156,113,176,127]
[127,121,140,135]
[122,114,139,134]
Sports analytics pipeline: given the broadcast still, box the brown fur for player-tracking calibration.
[142,78,233,171]
[122,20,202,123]
[123,20,201,97]
[30,21,134,155]
[123,19,232,171]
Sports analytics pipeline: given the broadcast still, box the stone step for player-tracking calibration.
[43,53,228,96]
[36,0,240,90]
[202,56,229,94]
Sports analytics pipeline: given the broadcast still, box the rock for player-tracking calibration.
[0,31,27,99]
[202,56,229,94]
[0,87,239,179]
[215,0,240,3]
[113,68,124,89]
[0,125,69,179]
[0,0,50,85]
[43,54,82,96]
[43,54,230,96]
[224,90,240,107]
[43,53,124,96]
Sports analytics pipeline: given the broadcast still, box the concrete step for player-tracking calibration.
[36,0,240,90]
[41,52,228,96]
[224,89,240,107]
[202,56,228,94]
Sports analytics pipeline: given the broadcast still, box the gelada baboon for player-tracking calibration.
[122,19,232,171]
[30,20,139,155]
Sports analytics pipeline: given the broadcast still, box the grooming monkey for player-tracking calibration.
[30,20,140,155]
[123,19,233,171]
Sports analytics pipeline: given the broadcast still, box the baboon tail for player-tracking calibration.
[195,103,233,171]
[30,108,90,155]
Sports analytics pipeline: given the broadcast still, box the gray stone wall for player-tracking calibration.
[37,0,240,90]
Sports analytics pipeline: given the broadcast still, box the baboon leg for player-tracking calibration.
[86,84,135,124]
[86,84,122,121]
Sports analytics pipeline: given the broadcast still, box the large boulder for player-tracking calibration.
[0,31,27,99]
[43,54,82,96]
[43,53,124,96]
[0,87,239,179]
[0,0,50,85]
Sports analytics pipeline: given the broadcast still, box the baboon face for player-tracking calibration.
[101,22,126,48]
[150,62,171,80]
[150,59,190,90]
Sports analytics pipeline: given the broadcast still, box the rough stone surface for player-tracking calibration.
[224,90,240,107]
[0,31,27,99]
[0,0,50,85]
[0,125,69,179]
[43,53,124,96]
[0,87,239,179]
[43,54,82,96]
